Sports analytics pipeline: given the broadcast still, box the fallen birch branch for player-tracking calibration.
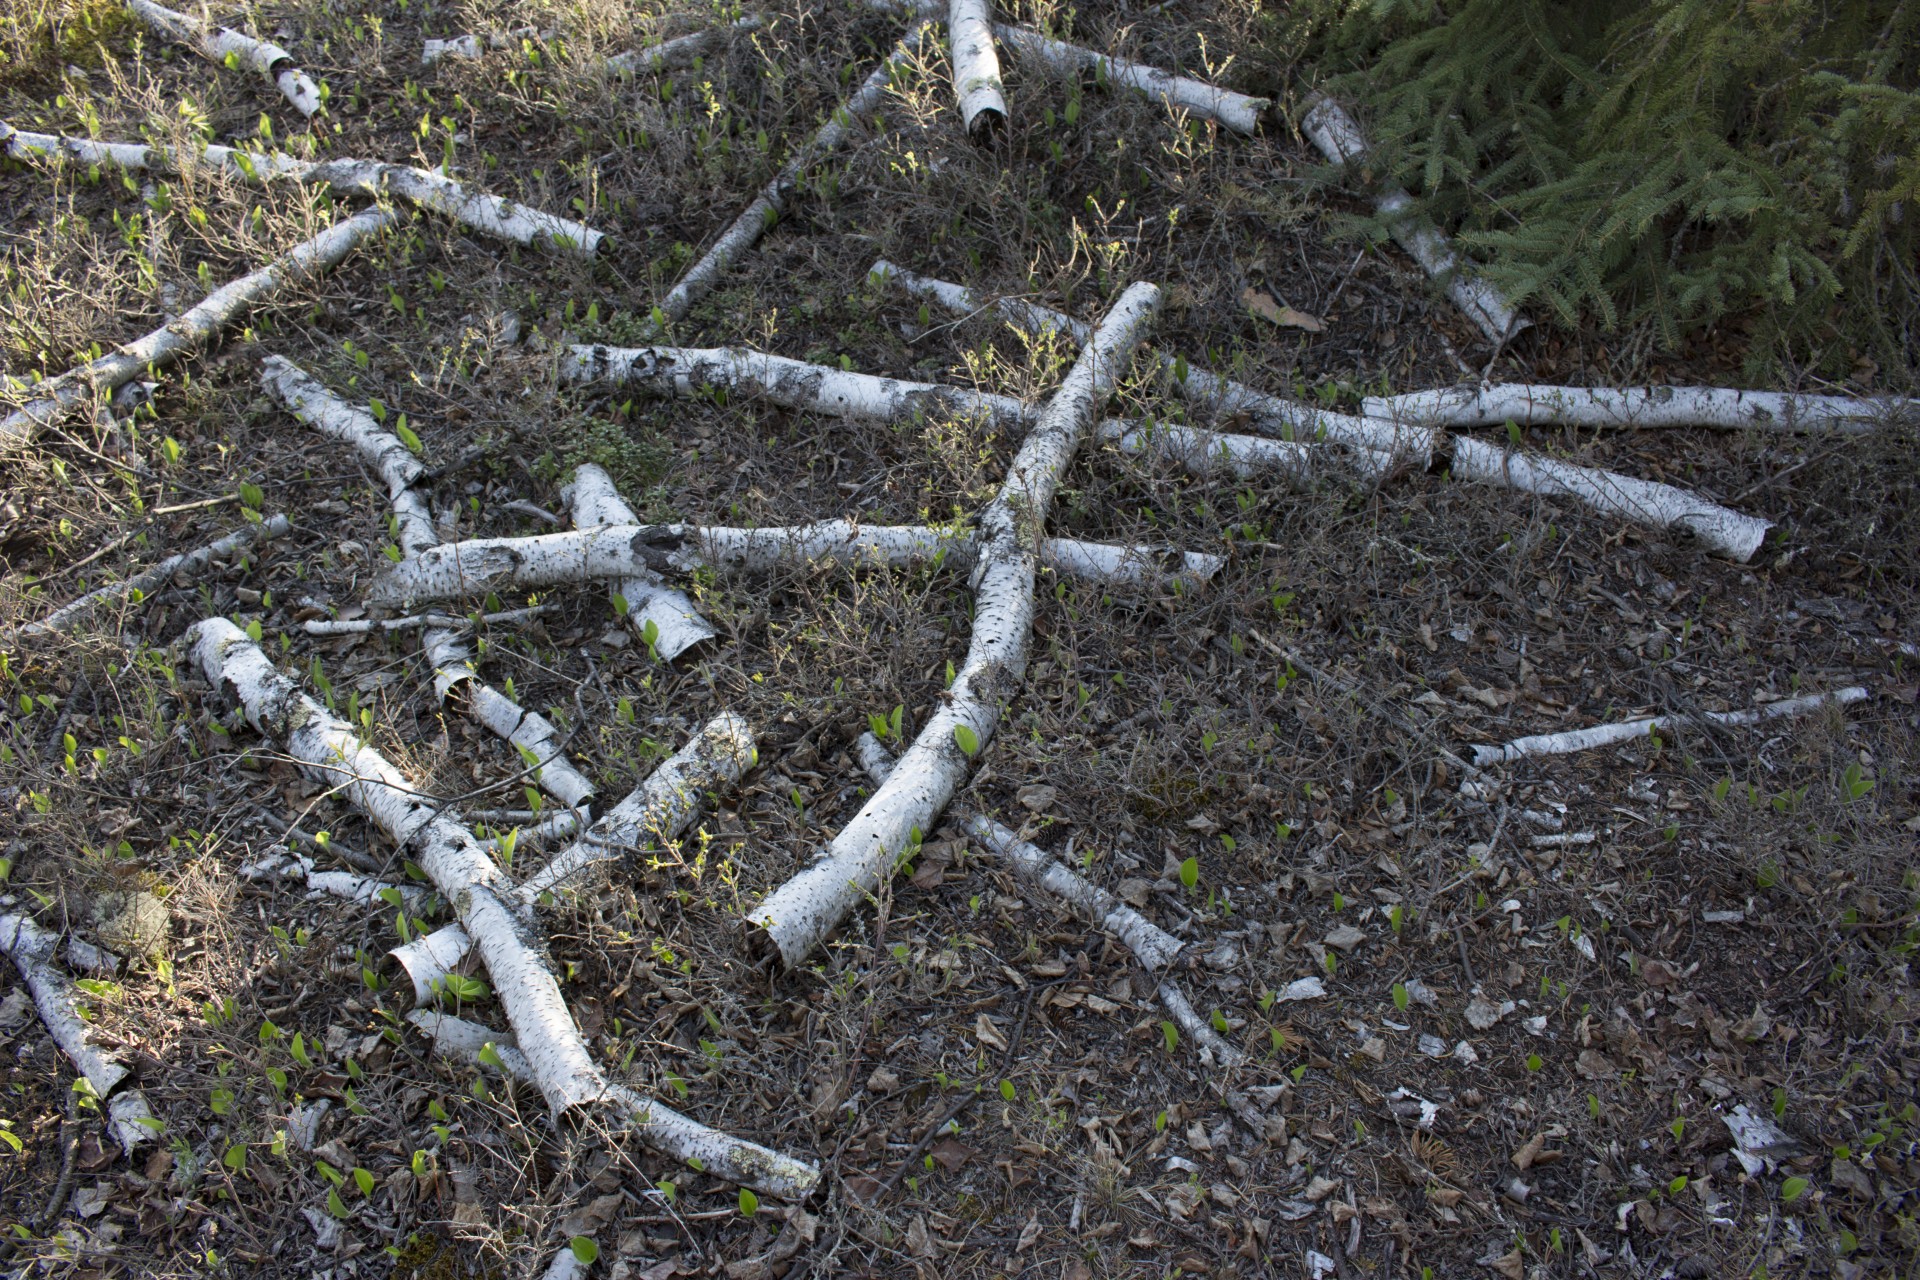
[993,23,1269,135]
[410,1011,819,1199]
[1363,384,1910,434]
[560,464,716,661]
[1,912,154,1155]
[126,0,321,116]
[189,618,605,1116]
[949,0,1007,137]
[388,714,754,1002]
[421,27,551,64]
[1451,436,1771,561]
[2,205,397,451]
[0,123,601,255]
[605,15,765,76]
[870,258,1426,466]
[19,514,290,639]
[1299,95,1522,346]
[1471,687,1872,768]
[302,604,554,636]
[238,848,430,912]
[747,281,1163,968]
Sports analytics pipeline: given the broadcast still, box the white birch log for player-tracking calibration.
[559,464,716,662]
[410,1011,820,1199]
[389,714,755,1001]
[481,809,583,854]
[747,282,1162,969]
[992,23,1268,135]
[1155,980,1247,1068]
[188,618,606,1117]
[1039,537,1221,591]
[1451,436,1771,561]
[1363,384,1910,434]
[421,34,484,63]
[238,848,430,911]
[949,0,1007,138]
[124,0,321,116]
[1471,687,1872,768]
[2,206,396,451]
[18,514,290,640]
[1299,95,1522,346]
[870,258,1427,465]
[605,15,765,76]
[1,123,601,256]
[303,604,553,636]
[462,683,597,812]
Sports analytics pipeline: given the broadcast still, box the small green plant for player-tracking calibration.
[1160,1021,1179,1053]
[1178,857,1199,891]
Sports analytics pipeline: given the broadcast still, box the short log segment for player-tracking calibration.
[188,618,605,1117]
[746,282,1162,969]
[559,465,716,661]
[125,0,322,116]
[948,0,1007,138]
[2,205,397,451]
[1450,437,1771,562]
[1471,687,1871,768]
[606,15,765,76]
[410,1011,820,1200]
[19,515,290,640]
[388,714,755,1002]
[1364,384,1910,434]
[1299,95,1522,346]
[993,24,1268,134]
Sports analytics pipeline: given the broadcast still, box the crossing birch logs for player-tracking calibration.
[188,618,606,1117]
[0,124,601,255]
[1450,437,1771,561]
[1471,686,1871,768]
[19,514,290,639]
[949,0,1007,137]
[993,24,1268,134]
[1,205,397,451]
[1364,384,1911,434]
[126,0,322,116]
[559,464,716,661]
[1299,95,1522,346]
[746,281,1162,969]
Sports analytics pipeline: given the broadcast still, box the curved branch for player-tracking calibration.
[125,0,322,116]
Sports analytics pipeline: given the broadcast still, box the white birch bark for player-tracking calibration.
[559,464,716,661]
[604,15,765,76]
[188,618,606,1116]
[462,683,597,812]
[410,1011,820,1199]
[870,258,1426,465]
[0,912,131,1099]
[1,206,396,451]
[1155,981,1247,1068]
[1299,95,1522,346]
[302,604,553,636]
[124,0,321,116]
[1038,537,1222,590]
[1,124,600,256]
[746,282,1162,969]
[949,0,1007,138]
[1451,436,1771,561]
[18,514,290,640]
[421,34,484,63]
[1471,687,1871,768]
[238,848,430,911]
[992,24,1269,135]
[1364,384,1909,434]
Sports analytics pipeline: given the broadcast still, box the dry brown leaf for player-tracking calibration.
[1488,1248,1525,1279]
[974,1012,1009,1052]
[1241,287,1326,331]
[1512,1132,1545,1170]
[929,1137,975,1171]
[906,1215,935,1259]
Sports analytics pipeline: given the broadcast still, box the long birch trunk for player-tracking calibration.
[605,15,765,76]
[1299,95,1522,346]
[1,123,600,256]
[2,206,397,451]
[19,514,290,640]
[388,714,754,1002]
[948,0,1007,138]
[559,464,716,661]
[189,618,606,1117]
[993,24,1268,135]
[410,1011,820,1199]
[1450,436,1771,562]
[870,258,1427,465]
[1471,686,1871,768]
[746,282,1162,969]
[124,0,322,116]
[1365,383,1908,434]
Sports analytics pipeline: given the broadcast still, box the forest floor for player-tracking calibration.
[1,1,1917,1278]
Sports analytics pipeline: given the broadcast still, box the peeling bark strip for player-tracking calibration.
[19,514,290,639]
[605,15,765,76]
[949,0,1007,137]
[411,1012,820,1200]
[1364,384,1912,434]
[0,912,155,1155]
[1472,686,1871,768]
[869,259,1426,466]
[992,24,1269,135]
[389,715,756,1002]
[0,123,601,256]
[1299,95,1523,346]
[747,282,1163,969]
[124,0,322,116]
[559,464,716,661]
[1450,437,1771,562]
[188,619,606,1117]
[1,206,397,452]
